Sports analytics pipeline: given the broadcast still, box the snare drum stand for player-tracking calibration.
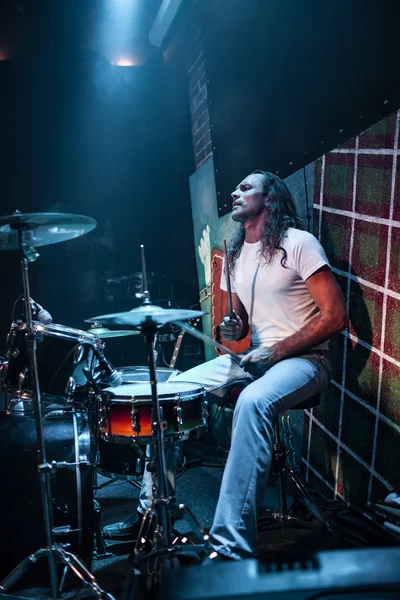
[0,230,115,600]
[128,314,210,573]
[124,258,209,595]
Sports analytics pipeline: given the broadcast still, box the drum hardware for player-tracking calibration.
[17,367,27,393]
[75,344,85,363]
[0,212,115,600]
[86,244,210,589]
[94,467,143,491]
[92,500,114,560]
[7,397,28,413]
[201,399,208,427]
[131,406,141,433]
[3,321,98,404]
[65,376,77,402]
[175,405,183,428]
[98,410,107,431]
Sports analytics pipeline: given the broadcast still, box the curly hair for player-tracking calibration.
[227,170,302,274]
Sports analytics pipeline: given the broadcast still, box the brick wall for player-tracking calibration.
[187,28,213,169]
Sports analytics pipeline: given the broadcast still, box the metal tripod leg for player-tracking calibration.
[258,416,333,535]
[94,474,142,491]
[0,546,115,599]
[258,465,334,534]
[286,467,334,534]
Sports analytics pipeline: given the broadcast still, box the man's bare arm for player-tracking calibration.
[241,266,347,374]
[270,266,347,362]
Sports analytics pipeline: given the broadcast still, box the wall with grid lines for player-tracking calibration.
[304,109,400,506]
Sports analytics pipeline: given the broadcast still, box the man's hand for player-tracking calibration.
[220,310,243,341]
[240,346,277,377]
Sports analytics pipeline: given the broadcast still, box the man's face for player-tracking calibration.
[231,173,267,223]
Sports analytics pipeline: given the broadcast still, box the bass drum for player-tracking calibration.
[0,406,93,578]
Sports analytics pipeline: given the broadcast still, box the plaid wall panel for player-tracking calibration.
[307,109,400,505]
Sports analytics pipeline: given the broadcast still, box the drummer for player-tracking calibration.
[104,170,347,562]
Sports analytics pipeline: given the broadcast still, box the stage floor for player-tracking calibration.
[1,439,346,599]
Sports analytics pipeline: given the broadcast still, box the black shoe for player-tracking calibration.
[103,512,144,541]
[103,511,176,541]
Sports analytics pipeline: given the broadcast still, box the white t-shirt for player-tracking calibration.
[220,228,330,350]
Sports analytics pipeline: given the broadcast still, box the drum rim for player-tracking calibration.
[99,431,193,444]
[117,366,179,373]
[103,382,205,402]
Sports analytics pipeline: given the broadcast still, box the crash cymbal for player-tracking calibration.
[0,212,97,250]
[86,304,205,328]
[87,324,140,339]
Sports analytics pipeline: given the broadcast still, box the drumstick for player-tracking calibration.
[174,320,242,364]
[140,244,148,293]
[223,239,234,318]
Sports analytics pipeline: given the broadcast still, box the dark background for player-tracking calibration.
[0,0,201,368]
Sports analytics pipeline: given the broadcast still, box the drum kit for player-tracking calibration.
[0,211,228,598]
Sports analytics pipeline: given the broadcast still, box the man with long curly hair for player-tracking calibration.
[104,170,347,562]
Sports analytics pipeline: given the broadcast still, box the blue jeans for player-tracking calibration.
[139,350,332,559]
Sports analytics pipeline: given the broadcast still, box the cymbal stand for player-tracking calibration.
[129,247,210,582]
[138,245,173,551]
[0,227,115,600]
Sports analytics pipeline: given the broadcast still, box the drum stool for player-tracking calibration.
[258,393,333,534]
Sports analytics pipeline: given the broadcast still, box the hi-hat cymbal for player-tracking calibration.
[87,324,140,339]
[86,304,205,328]
[0,212,97,250]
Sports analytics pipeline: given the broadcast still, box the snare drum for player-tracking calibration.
[2,321,98,401]
[100,381,207,443]
[117,366,180,384]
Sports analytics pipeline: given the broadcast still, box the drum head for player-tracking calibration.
[117,366,180,384]
[104,381,204,401]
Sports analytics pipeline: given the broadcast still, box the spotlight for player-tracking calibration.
[113,56,136,66]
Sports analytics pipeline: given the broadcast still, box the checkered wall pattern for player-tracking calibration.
[306,109,400,505]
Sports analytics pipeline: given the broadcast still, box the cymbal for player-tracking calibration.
[0,212,97,250]
[87,325,140,339]
[86,304,205,328]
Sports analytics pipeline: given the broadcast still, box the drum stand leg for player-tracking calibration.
[126,317,210,587]
[0,240,115,600]
[0,545,115,600]
[93,500,114,560]
[94,474,142,491]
